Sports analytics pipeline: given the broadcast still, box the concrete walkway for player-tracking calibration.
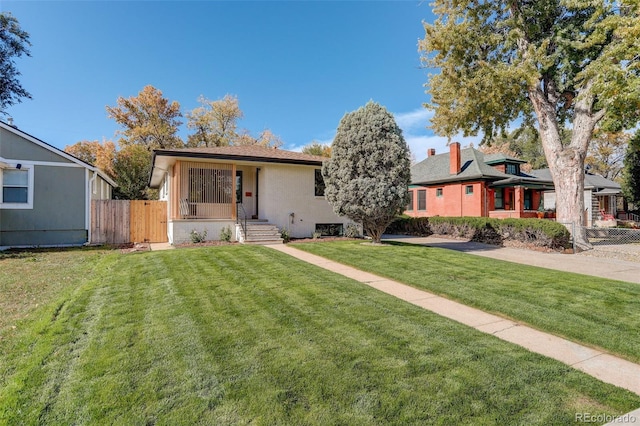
[267,243,640,398]
[383,235,640,284]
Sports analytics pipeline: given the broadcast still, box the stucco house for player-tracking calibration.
[530,168,622,227]
[149,145,353,244]
[405,142,554,219]
[0,120,116,248]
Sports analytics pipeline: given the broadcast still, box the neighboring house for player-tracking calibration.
[149,145,352,244]
[405,142,554,219]
[0,120,116,248]
[530,168,622,227]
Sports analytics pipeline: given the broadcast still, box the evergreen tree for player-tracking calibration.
[322,101,411,243]
[0,12,31,113]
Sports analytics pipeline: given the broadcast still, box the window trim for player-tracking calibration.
[0,164,34,209]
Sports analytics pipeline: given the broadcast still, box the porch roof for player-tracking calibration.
[150,146,326,187]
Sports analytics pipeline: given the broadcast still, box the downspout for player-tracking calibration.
[86,169,97,245]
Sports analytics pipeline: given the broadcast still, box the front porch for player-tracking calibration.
[488,184,553,220]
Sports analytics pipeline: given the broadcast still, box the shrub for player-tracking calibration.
[219,226,232,242]
[281,228,290,243]
[344,223,361,238]
[190,229,208,244]
[386,216,571,250]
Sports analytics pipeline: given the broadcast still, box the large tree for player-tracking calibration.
[111,145,154,200]
[322,101,411,244]
[0,12,31,114]
[421,0,640,249]
[185,94,243,147]
[622,130,640,207]
[585,129,629,180]
[64,139,116,178]
[106,85,183,150]
[302,141,332,158]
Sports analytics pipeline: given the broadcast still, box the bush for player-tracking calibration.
[386,216,571,250]
[281,228,290,243]
[190,229,208,244]
[344,223,361,238]
[219,226,232,242]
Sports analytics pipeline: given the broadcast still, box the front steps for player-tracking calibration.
[239,223,283,244]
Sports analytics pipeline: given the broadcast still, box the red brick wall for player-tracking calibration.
[404,182,487,217]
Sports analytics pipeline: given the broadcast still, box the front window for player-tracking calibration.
[465,185,474,195]
[494,188,504,209]
[418,189,426,210]
[436,188,443,198]
[406,190,414,211]
[314,169,325,196]
[1,166,33,209]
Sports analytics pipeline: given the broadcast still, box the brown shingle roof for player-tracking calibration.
[154,145,326,164]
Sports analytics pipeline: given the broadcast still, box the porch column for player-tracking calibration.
[514,186,524,214]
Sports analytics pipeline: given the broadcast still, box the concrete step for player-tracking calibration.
[243,239,284,245]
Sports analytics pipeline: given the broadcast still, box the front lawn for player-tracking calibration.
[294,241,640,364]
[1,245,639,424]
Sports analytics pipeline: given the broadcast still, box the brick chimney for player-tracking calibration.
[449,142,461,175]
[427,148,436,157]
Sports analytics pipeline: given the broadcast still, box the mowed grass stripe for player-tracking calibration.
[294,241,640,363]
[1,245,639,424]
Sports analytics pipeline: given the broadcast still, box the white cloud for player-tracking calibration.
[393,108,433,132]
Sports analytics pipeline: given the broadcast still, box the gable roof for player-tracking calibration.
[530,168,621,191]
[483,153,528,165]
[411,147,510,185]
[0,120,117,187]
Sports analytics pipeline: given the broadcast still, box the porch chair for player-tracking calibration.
[599,209,615,221]
[179,199,193,219]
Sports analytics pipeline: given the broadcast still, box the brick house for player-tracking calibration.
[405,142,554,219]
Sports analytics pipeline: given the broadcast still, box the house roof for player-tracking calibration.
[411,147,513,185]
[150,145,327,187]
[483,153,528,165]
[529,168,621,192]
[0,120,117,187]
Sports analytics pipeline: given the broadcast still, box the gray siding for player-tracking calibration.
[0,127,75,164]
[0,165,87,246]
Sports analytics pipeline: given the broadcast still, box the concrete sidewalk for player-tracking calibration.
[267,243,640,398]
[383,235,640,284]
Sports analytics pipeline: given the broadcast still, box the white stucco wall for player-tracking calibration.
[259,164,351,238]
[168,219,237,244]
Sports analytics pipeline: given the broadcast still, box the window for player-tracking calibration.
[406,190,414,211]
[465,185,474,195]
[236,171,243,203]
[506,164,520,175]
[314,169,325,196]
[417,189,426,210]
[494,188,504,209]
[315,223,343,236]
[436,188,443,197]
[1,167,33,209]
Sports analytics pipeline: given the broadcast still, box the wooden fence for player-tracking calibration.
[91,200,168,244]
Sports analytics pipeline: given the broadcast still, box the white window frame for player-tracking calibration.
[0,163,34,209]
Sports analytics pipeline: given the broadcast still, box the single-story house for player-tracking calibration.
[149,145,353,244]
[530,168,622,227]
[0,119,116,248]
[405,142,555,218]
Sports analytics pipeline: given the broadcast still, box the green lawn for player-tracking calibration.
[293,241,640,364]
[1,245,639,424]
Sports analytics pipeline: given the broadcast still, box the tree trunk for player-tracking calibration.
[528,85,598,250]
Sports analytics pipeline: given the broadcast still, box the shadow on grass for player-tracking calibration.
[382,234,503,253]
[0,245,115,260]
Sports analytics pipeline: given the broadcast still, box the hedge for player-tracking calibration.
[386,216,571,250]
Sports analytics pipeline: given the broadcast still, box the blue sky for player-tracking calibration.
[1,0,480,161]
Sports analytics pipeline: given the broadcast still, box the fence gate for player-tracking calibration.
[91,200,167,244]
[129,200,168,243]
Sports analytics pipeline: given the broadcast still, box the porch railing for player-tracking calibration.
[236,203,248,240]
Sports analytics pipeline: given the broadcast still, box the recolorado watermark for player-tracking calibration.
[576,412,637,423]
